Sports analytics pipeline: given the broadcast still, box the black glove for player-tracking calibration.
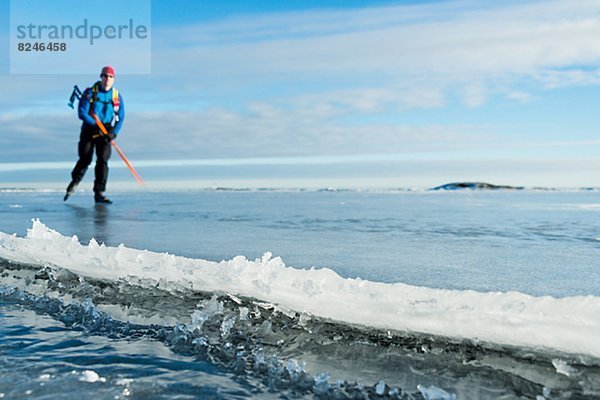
[104,125,116,142]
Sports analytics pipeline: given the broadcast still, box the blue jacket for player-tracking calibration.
[78,82,125,135]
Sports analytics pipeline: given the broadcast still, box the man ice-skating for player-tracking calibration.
[64,65,125,203]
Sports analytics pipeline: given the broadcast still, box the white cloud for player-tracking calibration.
[462,83,487,108]
[534,68,600,88]
[0,108,501,162]
[154,0,600,78]
[131,0,600,121]
[505,91,535,103]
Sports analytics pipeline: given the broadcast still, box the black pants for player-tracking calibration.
[70,124,112,193]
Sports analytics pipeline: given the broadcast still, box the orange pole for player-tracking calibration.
[92,115,145,187]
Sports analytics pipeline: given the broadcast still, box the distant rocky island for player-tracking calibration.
[429,182,525,191]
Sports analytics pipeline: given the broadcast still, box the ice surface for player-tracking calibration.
[1,220,600,358]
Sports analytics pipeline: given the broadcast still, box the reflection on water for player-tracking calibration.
[93,204,110,240]
[64,204,110,244]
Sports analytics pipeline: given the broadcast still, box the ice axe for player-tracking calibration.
[92,115,146,187]
[68,85,82,109]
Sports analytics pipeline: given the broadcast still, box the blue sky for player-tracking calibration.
[1,0,599,188]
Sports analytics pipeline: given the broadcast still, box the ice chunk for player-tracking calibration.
[417,384,457,400]
[376,380,386,395]
[254,348,267,373]
[552,359,579,377]
[313,373,330,396]
[261,252,273,263]
[287,359,300,375]
[192,336,208,347]
[79,370,106,383]
[190,295,223,331]
[220,315,236,338]
[543,387,552,398]
[227,293,242,304]
[298,311,312,327]
[286,358,306,383]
